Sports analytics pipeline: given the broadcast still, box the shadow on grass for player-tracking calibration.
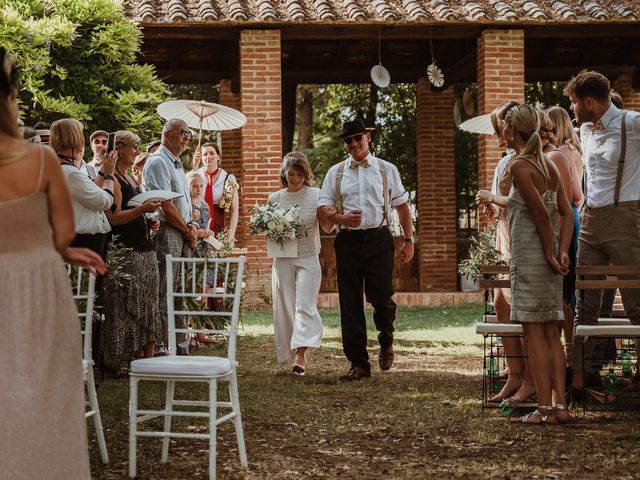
[90,305,640,480]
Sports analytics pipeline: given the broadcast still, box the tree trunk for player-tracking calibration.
[296,86,314,149]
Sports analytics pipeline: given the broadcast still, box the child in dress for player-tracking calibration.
[187,171,213,259]
[187,171,218,346]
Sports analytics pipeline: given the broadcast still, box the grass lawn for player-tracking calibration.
[91,305,640,479]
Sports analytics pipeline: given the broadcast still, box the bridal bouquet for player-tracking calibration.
[249,203,308,247]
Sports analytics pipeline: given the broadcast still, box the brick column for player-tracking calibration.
[416,79,457,291]
[477,30,525,191]
[239,30,282,301]
[219,79,244,243]
[612,73,640,112]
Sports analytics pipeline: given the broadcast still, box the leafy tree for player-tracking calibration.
[1,0,168,143]
[299,83,417,194]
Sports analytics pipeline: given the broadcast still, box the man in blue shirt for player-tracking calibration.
[143,118,198,354]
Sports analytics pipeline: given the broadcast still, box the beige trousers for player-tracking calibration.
[573,201,640,371]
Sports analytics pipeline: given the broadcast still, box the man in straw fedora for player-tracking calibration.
[318,118,414,381]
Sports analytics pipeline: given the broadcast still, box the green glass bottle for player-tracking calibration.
[604,368,618,403]
[621,351,633,378]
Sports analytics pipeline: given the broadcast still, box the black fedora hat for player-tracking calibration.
[339,119,375,138]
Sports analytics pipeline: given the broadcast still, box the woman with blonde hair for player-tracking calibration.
[100,130,162,377]
[481,104,574,423]
[50,117,115,257]
[477,101,537,404]
[0,47,105,478]
[542,108,584,370]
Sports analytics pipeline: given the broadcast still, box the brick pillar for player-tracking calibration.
[219,79,244,243]
[612,73,640,112]
[416,80,457,291]
[477,30,525,191]
[239,30,282,301]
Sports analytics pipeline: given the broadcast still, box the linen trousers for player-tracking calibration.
[155,224,193,352]
[573,202,640,371]
[272,254,323,363]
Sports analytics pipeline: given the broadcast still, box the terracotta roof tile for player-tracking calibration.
[550,1,579,19]
[227,0,248,20]
[284,0,307,20]
[401,0,430,20]
[125,0,640,23]
[463,2,489,20]
[372,0,399,21]
[198,0,219,19]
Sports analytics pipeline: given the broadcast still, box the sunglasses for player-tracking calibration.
[343,134,364,145]
[169,129,192,138]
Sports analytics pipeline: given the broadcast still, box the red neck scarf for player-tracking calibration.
[204,168,220,230]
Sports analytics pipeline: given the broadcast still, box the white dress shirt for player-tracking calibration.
[582,104,640,208]
[61,164,113,234]
[319,153,409,230]
[142,145,192,223]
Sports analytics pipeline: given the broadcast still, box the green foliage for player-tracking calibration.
[453,83,478,219]
[458,224,507,280]
[1,0,168,144]
[525,81,570,110]
[302,84,417,193]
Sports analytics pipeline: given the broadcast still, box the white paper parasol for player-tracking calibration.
[157,99,247,149]
[457,113,495,135]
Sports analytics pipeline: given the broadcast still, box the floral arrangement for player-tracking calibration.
[458,224,508,280]
[219,179,239,213]
[249,203,308,247]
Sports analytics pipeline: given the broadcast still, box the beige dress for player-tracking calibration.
[507,159,564,323]
[0,153,91,479]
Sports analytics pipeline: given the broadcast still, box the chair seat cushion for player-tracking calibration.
[130,356,232,376]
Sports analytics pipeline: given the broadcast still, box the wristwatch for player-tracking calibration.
[404,237,415,244]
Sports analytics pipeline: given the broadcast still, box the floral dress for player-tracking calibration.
[192,200,215,286]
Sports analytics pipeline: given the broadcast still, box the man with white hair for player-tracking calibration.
[143,118,198,354]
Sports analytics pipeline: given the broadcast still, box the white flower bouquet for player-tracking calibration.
[248,203,308,247]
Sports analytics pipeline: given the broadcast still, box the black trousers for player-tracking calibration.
[71,232,109,366]
[334,227,396,371]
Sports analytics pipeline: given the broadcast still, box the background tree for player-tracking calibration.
[299,83,417,195]
[1,0,168,142]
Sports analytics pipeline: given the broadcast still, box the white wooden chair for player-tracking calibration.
[68,265,109,464]
[128,255,247,480]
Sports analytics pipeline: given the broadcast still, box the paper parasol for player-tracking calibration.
[157,99,247,149]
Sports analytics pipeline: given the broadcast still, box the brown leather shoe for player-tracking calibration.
[339,366,371,382]
[378,346,394,371]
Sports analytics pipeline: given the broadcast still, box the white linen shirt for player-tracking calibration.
[142,145,192,223]
[61,164,112,235]
[319,153,409,230]
[582,104,640,208]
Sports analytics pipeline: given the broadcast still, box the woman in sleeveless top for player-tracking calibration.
[476,101,537,404]
[101,130,163,376]
[192,143,239,242]
[269,152,334,375]
[486,104,574,423]
[0,47,105,478]
[546,106,584,367]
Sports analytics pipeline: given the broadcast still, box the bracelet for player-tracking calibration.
[103,174,115,181]
[403,237,415,244]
